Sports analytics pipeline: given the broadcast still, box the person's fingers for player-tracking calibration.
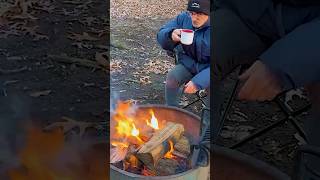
[255,79,281,101]
[176,29,182,35]
[184,84,189,93]
[238,66,253,81]
[173,29,181,36]
[174,35,181,42]
[238,76,255,100]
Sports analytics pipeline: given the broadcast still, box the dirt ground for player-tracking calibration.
[110,0,311,178]
[0,0,108,124]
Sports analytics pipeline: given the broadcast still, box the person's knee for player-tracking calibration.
[166,75,180,89]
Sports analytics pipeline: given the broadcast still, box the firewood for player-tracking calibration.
[124,154,142,170]
[110,146,128,163]
[174,135,190,156]
[155,158,179,176]
[172,150,188,159]
[136,122,184,170]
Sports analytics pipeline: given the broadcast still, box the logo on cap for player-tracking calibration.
[191,2,200,8]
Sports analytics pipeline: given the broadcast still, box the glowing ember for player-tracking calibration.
[146,110,159,130]
[164,140,175,159]
[127,155,139,168]
[141,166,155,176]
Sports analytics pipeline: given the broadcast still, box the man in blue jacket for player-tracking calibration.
[157,0,210,107]
[213,0,320,179]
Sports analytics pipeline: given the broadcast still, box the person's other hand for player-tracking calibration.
[238,60,282,101]
[184,81,198,94]
[171,29,181,43]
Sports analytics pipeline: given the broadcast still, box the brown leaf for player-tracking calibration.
[81,17,98,26]
[44,116,103,137]
[29,90,51,97]
[71,42,92,49]
[139,76,151,85]
[68,32,99,41]
[95,52,108,68]
[62,0,83,5]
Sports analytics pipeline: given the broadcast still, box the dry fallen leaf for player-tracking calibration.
[139,75,151,85]
[62,0,83,5]
[95,52,108,68]
[220,125,255,141]
[72,42,93,49]
[68,32,99,41]
[29,90,51,97]
[110,59,127,73]
[44,116,103,137]
[81,17,98,26]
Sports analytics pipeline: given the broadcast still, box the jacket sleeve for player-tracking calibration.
[157,13,185,51]
[191,67,210,89]
[260,19,320,89]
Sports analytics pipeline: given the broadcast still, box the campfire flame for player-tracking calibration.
[146,110,159,130]
[8,127,65,180]
[112,101,145,145]
[8,126,106,180]
[131,123,139,137]
[164,140,175,159]
[111,101,188,176]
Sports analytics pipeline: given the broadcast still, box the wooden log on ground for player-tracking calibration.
[155,158,179,176]
[136,122,184,170]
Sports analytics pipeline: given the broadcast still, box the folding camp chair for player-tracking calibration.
[166,45,209,109]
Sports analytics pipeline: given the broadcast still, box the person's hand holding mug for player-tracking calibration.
[238,60,282,101]
[171,29,182,43]
[184,81,198,94]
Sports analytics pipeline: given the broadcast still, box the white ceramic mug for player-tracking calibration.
[180,29,194,45]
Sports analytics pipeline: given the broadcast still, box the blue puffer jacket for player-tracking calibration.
[157,12,210,89]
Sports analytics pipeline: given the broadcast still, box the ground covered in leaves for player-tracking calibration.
[0,0,108,125]
[110,0,311,178]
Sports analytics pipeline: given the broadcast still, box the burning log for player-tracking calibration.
[110,146,128,164]
[174,135,190,157]
[123,154,143,172]
[136,122,184,170]
[155,158,179,176]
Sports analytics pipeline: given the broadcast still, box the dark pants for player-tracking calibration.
[213,1,320,179]
[165,64,193,107]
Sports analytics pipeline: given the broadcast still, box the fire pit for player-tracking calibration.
[110,104,209,180]
[212,145,291,180]
[110,104,291,180]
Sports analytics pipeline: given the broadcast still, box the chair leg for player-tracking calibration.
[213,79,240,143]
[230,116,288,149]
[182,92,208,109]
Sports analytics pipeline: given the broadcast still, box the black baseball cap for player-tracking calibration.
[187,0,210,15]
